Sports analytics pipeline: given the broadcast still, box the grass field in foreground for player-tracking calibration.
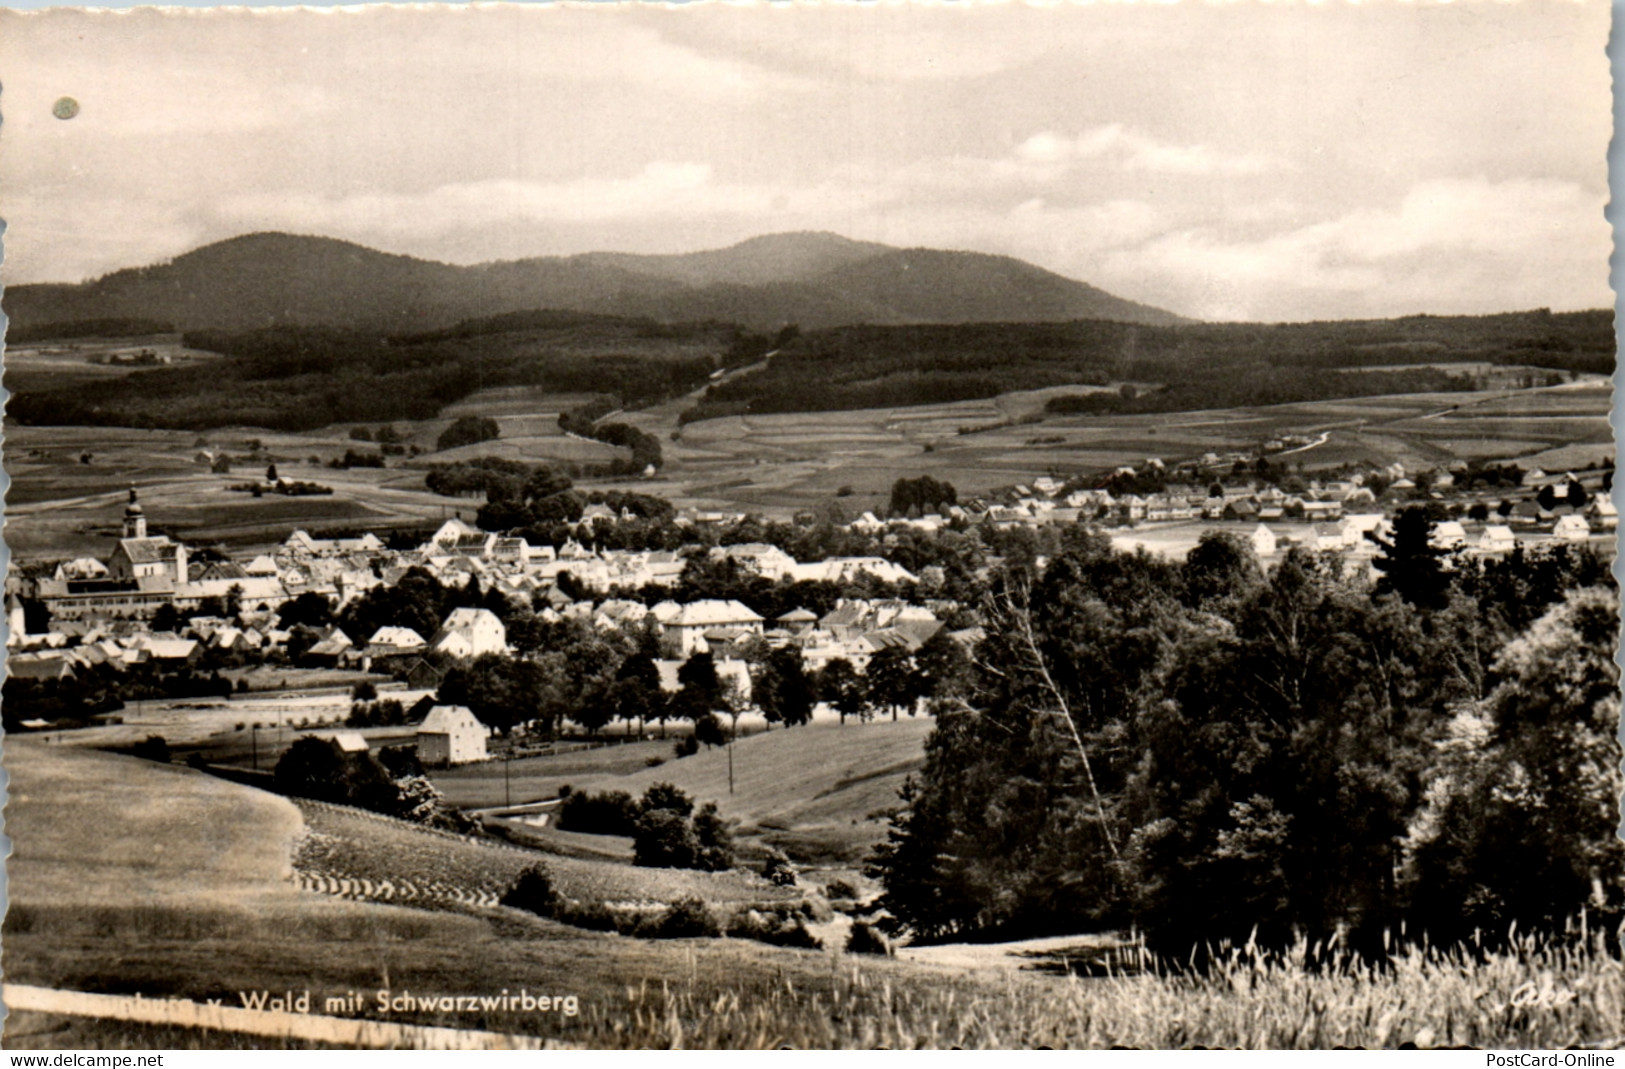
[6,741,1623,1049]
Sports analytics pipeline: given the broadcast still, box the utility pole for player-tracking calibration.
[727,710,740,795]
[250,724,258,771]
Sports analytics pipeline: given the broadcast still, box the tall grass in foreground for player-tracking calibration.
[581,933,1625,1049]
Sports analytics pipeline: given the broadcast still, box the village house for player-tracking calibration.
[1250,524,1278,558]
[415,705,488,766]
[663,600,764,656]
[1477,525,1518,555]
[1552,515,1592,543]
[714,543,798,581]
[429,607,508,659]
[1430,521,1468,551]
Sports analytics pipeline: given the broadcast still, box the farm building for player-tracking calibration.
[430,607,507,659]
[331,732,370,754]
[1430,522,1468,550]
[416,705,488,765]
[1251,524,1278,558]
[367,626,427,651]
[1553,515,1592,543]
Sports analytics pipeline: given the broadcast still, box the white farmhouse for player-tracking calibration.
[430,607,508,659]
[416,705,488,766]
[1477,525,1517,554]
[1553,515,1592,543]
[1251,524,1278,558]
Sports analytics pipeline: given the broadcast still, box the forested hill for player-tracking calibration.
[2,230,1185,336]
[680,309,1617,421]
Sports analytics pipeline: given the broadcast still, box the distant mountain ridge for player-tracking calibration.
[3,231,1188,335]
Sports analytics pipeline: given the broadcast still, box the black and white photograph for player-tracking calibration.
[0,0,1619,1050]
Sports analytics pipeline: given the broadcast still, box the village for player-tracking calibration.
[6,447,1614,764]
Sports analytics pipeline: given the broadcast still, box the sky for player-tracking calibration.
[0,1,1613,322]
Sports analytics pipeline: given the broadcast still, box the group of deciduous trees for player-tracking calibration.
[869,513,1620,960]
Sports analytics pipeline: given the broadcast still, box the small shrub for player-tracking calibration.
[655,897,719,939]
[645,756,667,768]
[673,736,700,758]
[131,735,170,763]
[761,849,798,888]
[500,864,560,918]
[641,782,694,817]
[825,878,860,901]
[846,919,892,956]
[351,681,378,701]
[633,808,699,869]
[553,899,619,933]
[725,905,823,950]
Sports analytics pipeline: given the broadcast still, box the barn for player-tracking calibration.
[416,705,488,766]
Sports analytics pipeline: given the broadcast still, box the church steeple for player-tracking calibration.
[123,485,147,540]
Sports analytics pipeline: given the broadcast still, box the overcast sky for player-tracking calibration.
[0,1,1612,322]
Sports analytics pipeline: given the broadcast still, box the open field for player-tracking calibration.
[605,375,1616,518]
[3,334,223,394]
[8,371,1611,554]
[3,423,479,560]
[433,717,934,865]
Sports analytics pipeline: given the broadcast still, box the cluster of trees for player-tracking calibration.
[329,450,385,470]
[471,464,584,533]
[436,416,500,452]
[557,398,664,473]
[558,783,734,872]
[349,424,408,444]
[424,456,534,499]
[867,517,1620,959]
[273,736,463,830]
[888,476,957,518]
[228,479,334,497]
[334,568,512,650]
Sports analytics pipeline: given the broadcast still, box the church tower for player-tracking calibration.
[123,485,147,540]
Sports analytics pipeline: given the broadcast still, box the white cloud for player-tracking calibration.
[1014,126,1288,178]
[1099,177,1612,321]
